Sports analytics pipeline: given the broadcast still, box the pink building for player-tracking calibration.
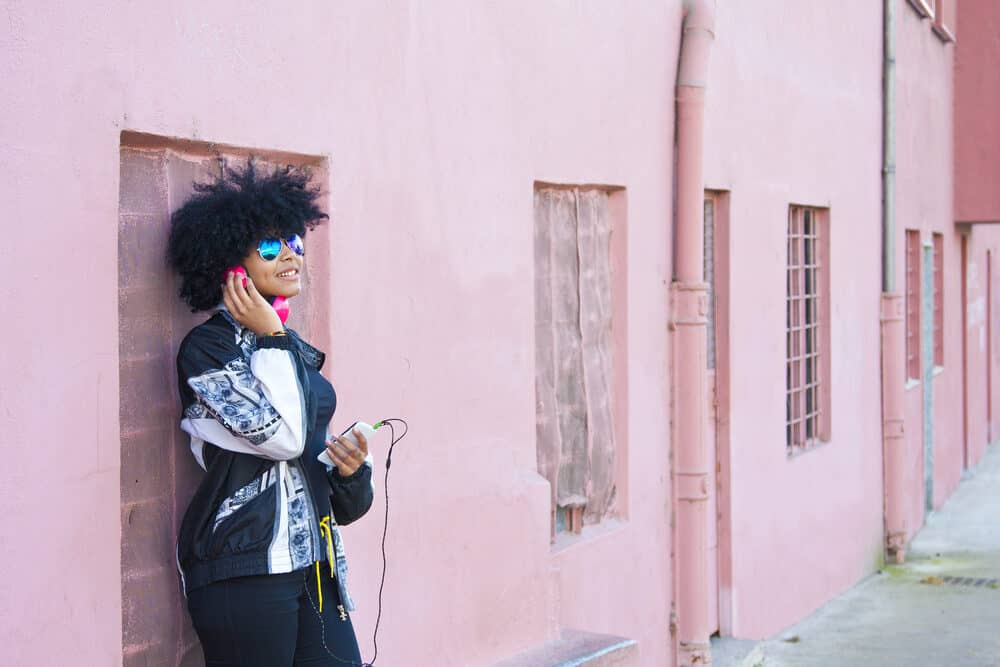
[0,2,996,666]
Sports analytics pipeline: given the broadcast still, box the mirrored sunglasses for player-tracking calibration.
[257,234,304,261]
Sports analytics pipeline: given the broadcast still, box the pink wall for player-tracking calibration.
[0,2,681,665]
[956,0,1000,469]
[702,1,886,639]
[954,0,1000,223]
[4,2,998,664]
[697,0,978,640]
[895,0,964,529]
[961,235,1000,467]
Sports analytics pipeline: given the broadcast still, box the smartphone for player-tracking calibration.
[317,421,376,467]
[224,266,290,324]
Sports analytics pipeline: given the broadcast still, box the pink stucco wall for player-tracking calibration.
[4,2,999,665]
[955,0,1000,468]
[895,0,965,532]
[954,0,1000,223]
[961,235,1000,468]
[701,1,886,639]
[696,0,982,641]
[1,2,681,665]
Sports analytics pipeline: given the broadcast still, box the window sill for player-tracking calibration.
[933,365,945,377]
[786,438,831,460]
[905,378,922,391]
[906,0,934,19]
[551,517,626,555]
[932,22,955,44]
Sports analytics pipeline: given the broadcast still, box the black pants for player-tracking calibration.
[187,566,363,666]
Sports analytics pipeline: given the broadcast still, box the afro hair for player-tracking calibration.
[167,160,328,311]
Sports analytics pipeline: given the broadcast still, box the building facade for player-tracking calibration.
[0,2,996,666]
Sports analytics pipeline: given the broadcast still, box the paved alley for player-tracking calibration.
[717,443,1000,667]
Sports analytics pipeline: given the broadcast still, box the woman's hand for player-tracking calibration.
[324,428,369,477]
[222,270,284,337]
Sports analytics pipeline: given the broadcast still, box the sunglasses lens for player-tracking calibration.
[286,234,304,256]
[257,238,282,261]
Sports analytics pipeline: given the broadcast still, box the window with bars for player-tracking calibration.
[933,233,944,367]
[906,230,922,381]
[786,206,830,452]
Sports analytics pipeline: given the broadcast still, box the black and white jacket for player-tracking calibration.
[174,310,373,609]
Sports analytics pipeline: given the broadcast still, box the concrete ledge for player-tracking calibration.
[492,629,638,667]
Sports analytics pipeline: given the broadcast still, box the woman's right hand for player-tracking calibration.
[222,270,285,337]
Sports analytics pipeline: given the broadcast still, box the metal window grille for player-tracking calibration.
[933,233,944,367]
[786,207,824,451]
[906,231,922,380]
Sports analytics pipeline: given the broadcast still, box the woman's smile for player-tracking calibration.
[244,246,303,299]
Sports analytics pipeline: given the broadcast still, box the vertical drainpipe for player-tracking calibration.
[880,0,907,563]
[672,1,715,665]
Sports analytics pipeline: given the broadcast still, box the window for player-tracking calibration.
[933,233,944,367]
[534,185,621,537]
[786,206,830,452]
[705,196,716,370]
[906,230,922,381]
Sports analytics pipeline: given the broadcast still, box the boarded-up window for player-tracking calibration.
[534,187,616,537]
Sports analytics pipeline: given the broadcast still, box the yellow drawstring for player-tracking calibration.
[315,515,336,612]
[314,561,323,612]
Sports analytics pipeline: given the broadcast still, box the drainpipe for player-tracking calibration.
[672,1,715,665]
[880,0,907,563]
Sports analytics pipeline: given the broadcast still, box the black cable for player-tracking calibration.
[313,417,408,667]
[368,417,407,665]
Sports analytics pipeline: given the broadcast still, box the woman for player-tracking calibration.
[167,161,373,666]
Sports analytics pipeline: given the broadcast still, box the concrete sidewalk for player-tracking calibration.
[713,444,1000,667]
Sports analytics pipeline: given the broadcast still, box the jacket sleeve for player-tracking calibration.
[178,327,308,461]
[328,459,375,526]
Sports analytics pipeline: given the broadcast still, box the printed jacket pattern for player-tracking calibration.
[174,311,373,610]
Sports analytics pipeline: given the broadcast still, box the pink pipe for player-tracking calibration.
[672,2,715,666]
[879,0,906,565]
[881,294,907,562]
[675,0,714,283]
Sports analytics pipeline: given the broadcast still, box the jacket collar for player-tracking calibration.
[215,306,325,371]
